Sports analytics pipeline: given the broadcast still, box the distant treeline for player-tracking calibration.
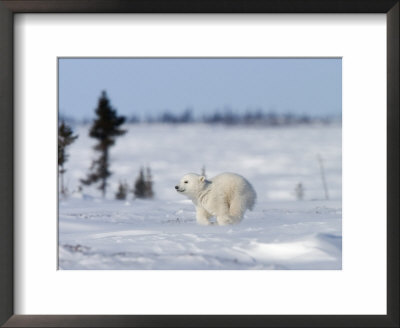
[62,109,340,127]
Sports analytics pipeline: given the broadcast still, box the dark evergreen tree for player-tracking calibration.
[133,166,154,199]
[58,121,78,196]
[295,182,305,201]
[115,181,129,200]
[81,91,126,197]
[145,167,154,198]
[133,167,147,198]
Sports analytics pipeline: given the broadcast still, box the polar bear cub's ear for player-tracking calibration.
[199,176,206,182]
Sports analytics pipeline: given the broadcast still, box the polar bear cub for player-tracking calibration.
[175,172,256,225]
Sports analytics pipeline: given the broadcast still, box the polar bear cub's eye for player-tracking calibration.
[184,181,188,184]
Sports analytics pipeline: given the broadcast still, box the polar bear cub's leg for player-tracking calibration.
[216,215,234,226]
[215,202,236,226]
[217,213,242,226]
[196,206,212,225]
[216,194,246,225]
[228,193,247,223]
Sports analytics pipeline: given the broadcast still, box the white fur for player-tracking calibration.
[175,172,256,226]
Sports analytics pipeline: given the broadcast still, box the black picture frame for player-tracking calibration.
[0,0,398,327]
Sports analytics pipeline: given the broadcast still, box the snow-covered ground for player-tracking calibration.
[59,123,342,270]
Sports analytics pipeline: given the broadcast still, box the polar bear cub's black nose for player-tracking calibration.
[175,186,179,190]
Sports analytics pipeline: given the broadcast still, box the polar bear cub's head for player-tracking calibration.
[175,173,207,197]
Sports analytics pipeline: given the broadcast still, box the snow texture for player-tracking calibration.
[59,123,342,270]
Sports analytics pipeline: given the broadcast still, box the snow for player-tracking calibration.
[59,123,342,270]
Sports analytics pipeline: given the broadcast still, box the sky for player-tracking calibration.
[58,58,341,120]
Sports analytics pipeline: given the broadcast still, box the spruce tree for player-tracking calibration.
[81,91,126,197]
[133,167,147,198]
[58,121,78,196]
[133,166,154,199]
[115,181,129,200]
[295,182,305,201]
[145,167,154,199]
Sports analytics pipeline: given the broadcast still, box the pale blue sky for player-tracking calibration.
[58,58,341,120]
